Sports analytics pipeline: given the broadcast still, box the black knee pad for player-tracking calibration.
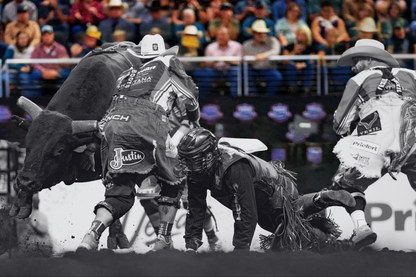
[140,198,159,215]
[94,194,135,220]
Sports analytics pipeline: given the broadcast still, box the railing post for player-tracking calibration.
[0,60,2,98]
[243,58,249,96]
[237,60,242,97]
[5,62,9,98]
[316,58,321,96]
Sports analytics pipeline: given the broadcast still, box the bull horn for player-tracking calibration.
[17,96,43,120]
[72,120,98,135]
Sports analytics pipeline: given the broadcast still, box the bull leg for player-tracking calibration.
[9,190,33,219]
[107,218,129,249]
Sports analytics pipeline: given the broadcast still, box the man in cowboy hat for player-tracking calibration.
[330,38,416,251]
[98,0,135,43]
[242,19,282,95]
[77,34,200,252]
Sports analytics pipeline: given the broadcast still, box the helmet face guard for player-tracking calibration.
[178,128,219,181]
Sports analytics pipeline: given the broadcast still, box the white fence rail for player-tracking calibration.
[3,54,416,98]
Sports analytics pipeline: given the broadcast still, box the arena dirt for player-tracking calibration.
[1,248,416,276]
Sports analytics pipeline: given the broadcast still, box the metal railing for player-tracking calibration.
[3,54,416,98]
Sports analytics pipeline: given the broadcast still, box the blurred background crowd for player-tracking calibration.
[1,0,416,96]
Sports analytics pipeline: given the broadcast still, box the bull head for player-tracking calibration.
[10,97,99,219]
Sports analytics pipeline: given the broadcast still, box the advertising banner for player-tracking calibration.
[327,173,416,251]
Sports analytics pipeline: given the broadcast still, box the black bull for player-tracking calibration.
[9,42,141,225]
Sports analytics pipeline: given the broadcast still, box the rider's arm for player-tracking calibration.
[333,78,361,136]
[224,160,257,250]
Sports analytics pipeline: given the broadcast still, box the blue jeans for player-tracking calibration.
[192,67,239,96]
[285,61,315,89]
[247,68,283,95]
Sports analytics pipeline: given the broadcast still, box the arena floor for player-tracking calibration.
[1,248,416,276]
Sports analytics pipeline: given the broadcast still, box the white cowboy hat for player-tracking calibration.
[248,19,270,34]
[337,39,399,67]
[105,0,128,14]
[138,34,178,58]
[359,17,377,33]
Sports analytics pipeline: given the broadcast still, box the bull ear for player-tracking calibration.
[17,96,43,120]
[72,120,98,135]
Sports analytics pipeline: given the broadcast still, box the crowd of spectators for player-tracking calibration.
[0,0,416,96]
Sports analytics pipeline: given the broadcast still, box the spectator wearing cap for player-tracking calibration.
[70,25,101,57]
[124,0,150,25]
[4,3,41,46]
[26,25,72,93]
[37,0,70,49]
[173,8,206,52]
[140,0,172,42]
[390,23,412,68]
[171,0,208,26]
[193,26,242,96]
[208,2,240,41]
[2,0,38,25]
[242,19,283,95]
[234,0,271,22]
[98,0,135,43]
[272,0,307,22]
[241,0,274,42]
[274,2,309,47]
[377,1,408,48]
[69,0,106,43]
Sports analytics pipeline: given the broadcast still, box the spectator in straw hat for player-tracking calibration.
[241,0,274,42]
[98,0,135,43]
[242,19,283,95]
[173,8,206,52]
[70,25,102,57]
[330,38,416,251]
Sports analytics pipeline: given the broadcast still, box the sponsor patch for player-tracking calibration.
[351,153,371,166]
[350,139,380,154]
[110,148,145,170]
[357,111,381,136]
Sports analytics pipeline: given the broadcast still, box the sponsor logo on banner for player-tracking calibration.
[268,103,292,123]
[302,102,326,122]
[357,111,381,136]
[201,104,223,123]
[233,103,257,122]
[110,148,145,170]
[350,139,380,154]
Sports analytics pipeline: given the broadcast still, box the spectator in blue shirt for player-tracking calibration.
[272,0,307,22]
[241,0,274,42]
[234,0,271,22]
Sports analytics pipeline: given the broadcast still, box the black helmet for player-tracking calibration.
[178,128,219,178]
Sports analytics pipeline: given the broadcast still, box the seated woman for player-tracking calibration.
[274,2,309,48]
[2,31,35,93]
[282,25,315,95]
